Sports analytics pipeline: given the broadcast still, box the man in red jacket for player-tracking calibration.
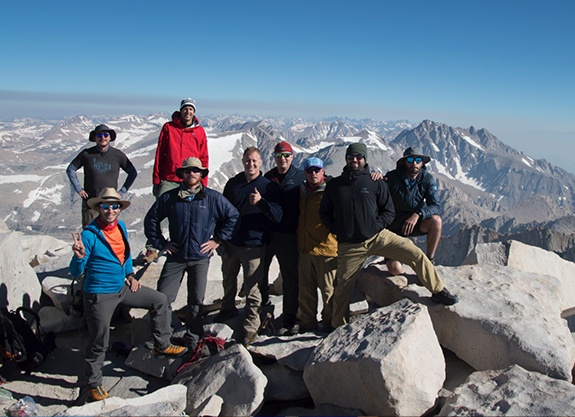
[144,98,209,263]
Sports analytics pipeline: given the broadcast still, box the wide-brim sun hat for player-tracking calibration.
[87,187,131,210]
[175,157,209,179]
[89,124,117,142]
[398,146,431,164]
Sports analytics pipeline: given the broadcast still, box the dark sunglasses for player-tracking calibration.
[183,167,203,174]
[406,157,423,164]
[305,167,322,174]
[346,153,364,161]
[96,132,110,138]
[274,152,292,159]
[100,203,121,210]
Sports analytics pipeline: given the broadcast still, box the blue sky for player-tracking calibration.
[1,0,574,173]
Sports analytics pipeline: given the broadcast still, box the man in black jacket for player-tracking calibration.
[263,141,305,334]
[385,147,442,275]
[320,143,458,328]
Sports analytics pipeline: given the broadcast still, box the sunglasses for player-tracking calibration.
[346,153,364,161]
[183,167,203,174]
[100,203,121,210]
[305,167,322,174]
[96,132,110,138]
[406,157,423,164]
[274,152,292,159]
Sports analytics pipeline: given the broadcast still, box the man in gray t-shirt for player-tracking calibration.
[67,124,137,226]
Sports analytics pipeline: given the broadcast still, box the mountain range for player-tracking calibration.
[1,114,573,264]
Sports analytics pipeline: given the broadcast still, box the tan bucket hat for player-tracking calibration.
[87,188,131,210]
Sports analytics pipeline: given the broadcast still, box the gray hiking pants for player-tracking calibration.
[157,257,210,337]
[83,284,171,388]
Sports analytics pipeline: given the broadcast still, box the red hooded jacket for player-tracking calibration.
[153,112,209,186]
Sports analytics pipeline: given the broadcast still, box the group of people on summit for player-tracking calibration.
[66,98,458,402]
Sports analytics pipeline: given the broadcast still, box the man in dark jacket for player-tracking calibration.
[320,143,458,328]
[263,141,305,334]
[144,157,238,342]
[217,146,282,345]
[385,147,442,274]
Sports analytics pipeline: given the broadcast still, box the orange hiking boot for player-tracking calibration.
[155,344,188,357]
[88,385,109,401]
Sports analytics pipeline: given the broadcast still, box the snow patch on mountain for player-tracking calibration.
[208,132,243,173]
[128,144,158,159]
[23,183,65,208]
[433,159,486,192]
[305,141,336,153]
[0,175,45,184]
[130,187,152,197]
[460,134,484,151]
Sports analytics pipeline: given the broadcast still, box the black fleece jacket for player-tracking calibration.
[319,164,395,243]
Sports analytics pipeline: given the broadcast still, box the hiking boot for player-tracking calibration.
[142,249,158,264]
[213,308,239,323]
[88,385,109,401]
[431,288,459,306]
[154,344,188,357]
[298,323,318,334]
[319,323,335,334]
[278,324,299,336]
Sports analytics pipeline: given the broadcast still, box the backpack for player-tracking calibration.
[176,335,229,374]
[0,307,56,374]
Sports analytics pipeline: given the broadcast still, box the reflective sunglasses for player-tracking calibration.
[96,132,110,138]
[100,203,121,210]
[305,167,322,174]
[406,157,423,164]
[346,153,364,160]
[274,152,292,159]
[183,167,203,174]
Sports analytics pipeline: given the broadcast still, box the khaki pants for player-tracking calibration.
[298,252,337,329]
[220,243,266,335]
[332,229,444,328]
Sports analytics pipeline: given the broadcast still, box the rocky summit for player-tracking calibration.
[1,221,575,416]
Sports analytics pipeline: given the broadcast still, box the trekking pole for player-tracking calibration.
[245,312,272,348]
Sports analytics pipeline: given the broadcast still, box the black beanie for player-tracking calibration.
[346,143,367,160]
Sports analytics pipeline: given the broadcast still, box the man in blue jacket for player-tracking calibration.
[385,147,443,274]
[320,143,458,328]
[144,157,239,342]
[70,188,186,402]
[217,146,282,345]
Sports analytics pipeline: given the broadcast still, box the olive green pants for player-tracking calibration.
[331,229,444,328]
[220,243,266,336]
